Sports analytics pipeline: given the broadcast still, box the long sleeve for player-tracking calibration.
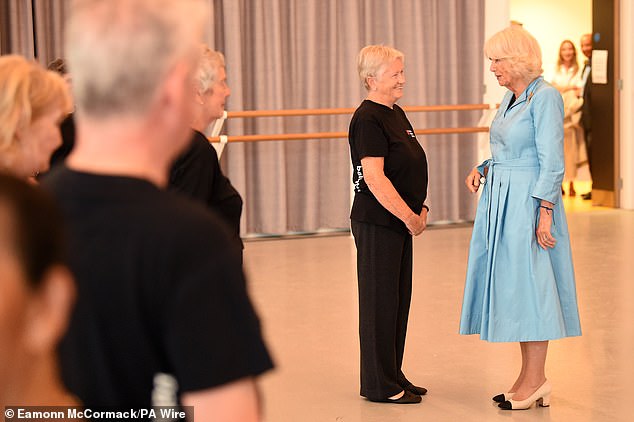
[530,87,565,204]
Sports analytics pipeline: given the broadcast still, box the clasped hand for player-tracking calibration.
[406,209,427,236]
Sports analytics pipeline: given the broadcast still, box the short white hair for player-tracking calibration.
[66,0,208,117]
[196,46,226,94]
[358,45,404,91]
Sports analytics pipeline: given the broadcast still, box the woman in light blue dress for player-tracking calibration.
[459,26,581,411]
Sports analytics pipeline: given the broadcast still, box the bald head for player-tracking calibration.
[580,33,592,60]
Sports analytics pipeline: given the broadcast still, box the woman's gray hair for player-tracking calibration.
[484,26,543,82]
[357,45,404,91]
[195,46,225,94]
[65,0,207,117]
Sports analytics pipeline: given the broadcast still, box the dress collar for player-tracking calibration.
[507,76,543,112]
[516,76,542,104]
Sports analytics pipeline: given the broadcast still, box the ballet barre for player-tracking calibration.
[208,104,497,153]
[208,127,489,143]
[226,103,494,118]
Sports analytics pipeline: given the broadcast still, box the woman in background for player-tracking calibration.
[169,45,243,256]
[0,55,72,181]
[551,40,580,94]
[550,40,582,196]
[348,45,429,404]
[461,26,581,411]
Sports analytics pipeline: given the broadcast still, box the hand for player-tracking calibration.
[405,213,425,236]
[418,207,428,234]
[536,207,556,249]
[465,167,484,193]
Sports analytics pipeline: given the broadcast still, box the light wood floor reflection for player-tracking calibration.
[243,199,633,422]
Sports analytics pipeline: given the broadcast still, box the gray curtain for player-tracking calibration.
[1,0,35,57]
[2,0,484,235]
[0,0,68,64]
[213,0,484,234]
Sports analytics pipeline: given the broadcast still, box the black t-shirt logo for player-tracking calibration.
[406,129,416,139]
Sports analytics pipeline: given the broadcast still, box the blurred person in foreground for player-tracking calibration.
[42,1,273,420]
[0,174,76,408]
[0,55,71,181]
[460,26,581,411]
[348,45,429,404]
[169,46,243,257]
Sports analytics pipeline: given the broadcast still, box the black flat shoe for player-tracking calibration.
[404,384,427,396]
[369,390,422,404]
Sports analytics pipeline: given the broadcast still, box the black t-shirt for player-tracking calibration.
[348,100,428,233]
[42,167,273,407]
[169,130,243,248]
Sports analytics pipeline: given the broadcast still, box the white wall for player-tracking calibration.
[510,0,592,79]
[620,1,634,209]
[484,0,510,104]
[478,0,510,166]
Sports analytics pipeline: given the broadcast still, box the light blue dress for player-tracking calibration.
[459,77,582,342]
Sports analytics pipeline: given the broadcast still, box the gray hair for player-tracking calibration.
[65,0,208,117]
[196,46,226,94]
[357,45,405,91]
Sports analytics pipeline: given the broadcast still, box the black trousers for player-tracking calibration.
[584,129,593,176]
[351,220,413,400]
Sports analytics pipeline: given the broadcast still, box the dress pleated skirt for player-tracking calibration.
[459,159,582,342]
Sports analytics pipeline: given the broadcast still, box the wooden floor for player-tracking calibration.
[243,193,634,422]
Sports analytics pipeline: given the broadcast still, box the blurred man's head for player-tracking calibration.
[580,33,593,60]
[65,0,208,159]
[66,0,206,118]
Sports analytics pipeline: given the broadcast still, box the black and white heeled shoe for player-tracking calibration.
[498,380,551,410]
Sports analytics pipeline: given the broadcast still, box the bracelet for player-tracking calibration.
[539,205,553,214]
[422,204,430,213]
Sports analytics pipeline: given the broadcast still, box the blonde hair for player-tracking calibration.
[196,46,226,94]
[358,45,404,91]
[65,0,207,118]
[556,40,579,74]
[0,55,72,165]
[484,26,543,82]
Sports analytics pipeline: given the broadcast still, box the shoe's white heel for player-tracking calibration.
[498,380,552,410]
[536,391,551,407]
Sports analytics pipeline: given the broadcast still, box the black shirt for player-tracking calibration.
[169,130,243,248]
[42,167,273,407]
[348,100,428,233]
